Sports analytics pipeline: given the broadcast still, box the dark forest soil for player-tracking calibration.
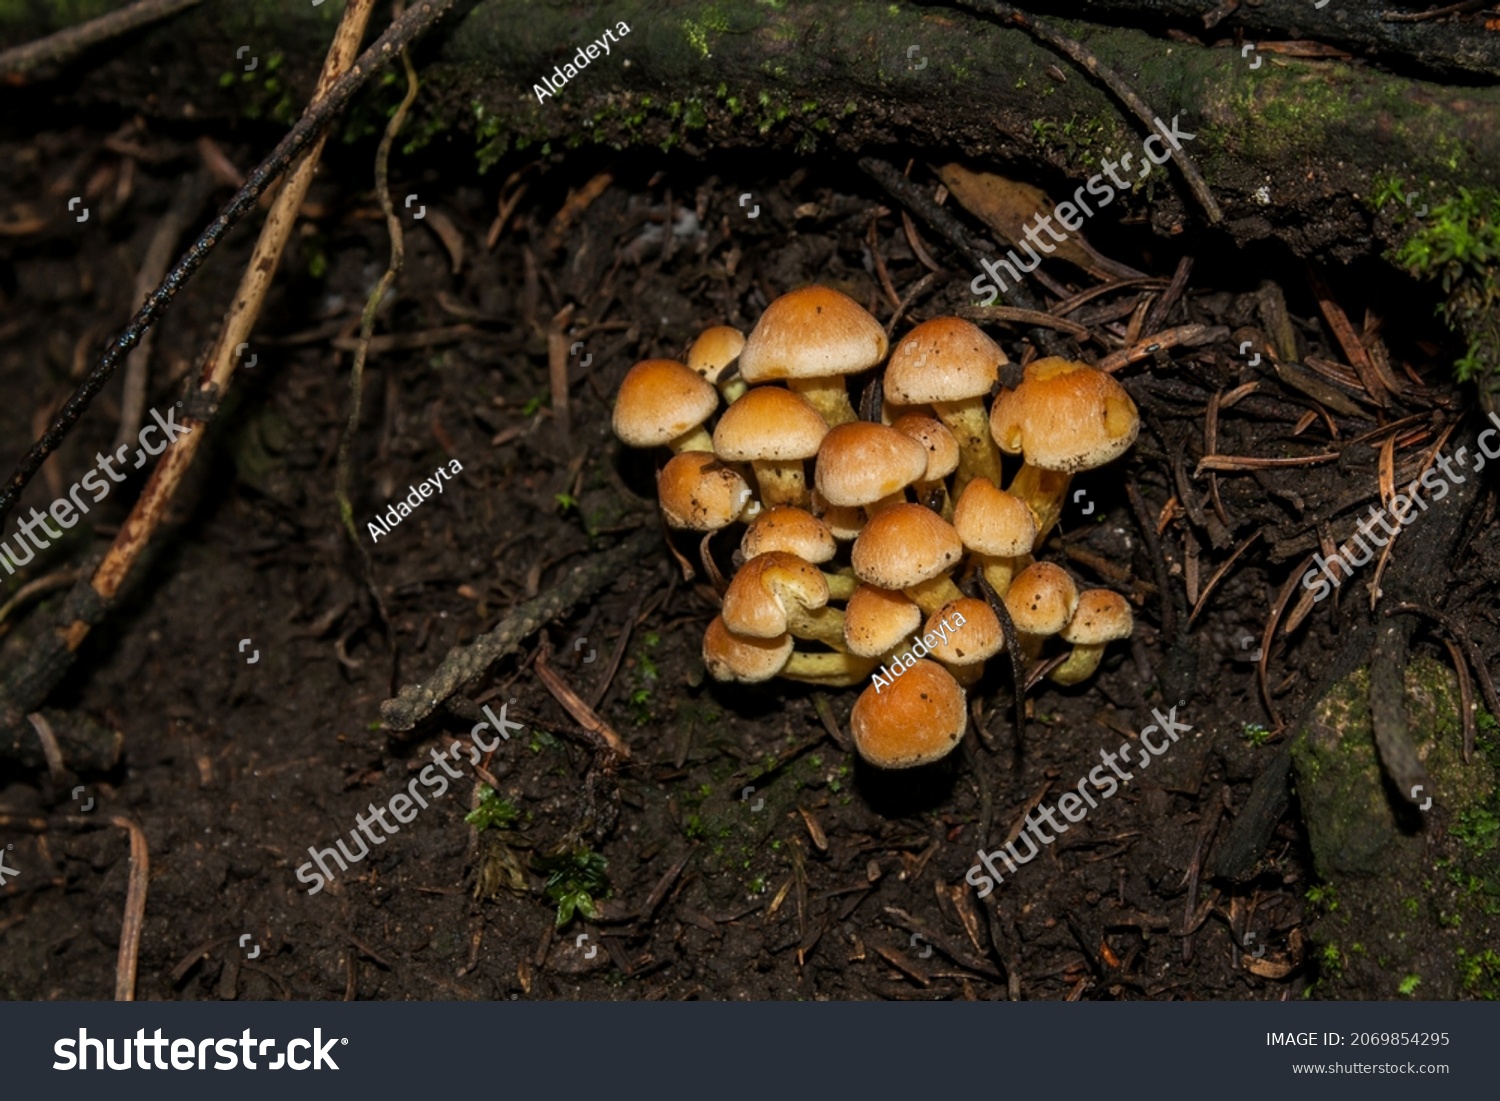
[1,102,1496,1001]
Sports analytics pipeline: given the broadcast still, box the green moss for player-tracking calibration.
[682,7,731,59]
[1456,948,1500,998]
[1383,186,1500,385]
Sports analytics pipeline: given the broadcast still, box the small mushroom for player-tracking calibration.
[814,421,930,517]
[713,386,828,508]
[989,356,1140,543]
[891,413,961,517]
[740,506,855,599]
[843,584,924,660]
[738,285,888,427]
[657,452,756,531]
[850,502,965,616]
[720,552,844,650]
[1003,561,1079,659]
[687,325,748,403]
[1050,588,1133,685]
[702,616,794,683]
[612,359,719,453]
[884,316,1005,494]
[850,659,968,768]
[952,476,1037,597]
[922,597,1003,687]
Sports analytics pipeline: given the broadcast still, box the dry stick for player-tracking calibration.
[0,0,201,79]
[977,572,1027,753]
[380,528,657,732]
[335,43,418,662]
[114,172,208,452]
[945,0,1223,225]
[0,0,458,531]
[1124,481,1178,644]
[53,0,379,658]
[0,811,149,1000]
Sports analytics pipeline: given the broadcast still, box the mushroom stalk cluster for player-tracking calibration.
[613,287,1141,771]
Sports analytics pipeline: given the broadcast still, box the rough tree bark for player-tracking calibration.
[2,0,1495,263]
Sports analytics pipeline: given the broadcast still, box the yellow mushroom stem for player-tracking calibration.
[786,604,847,651]
[781,649,877,686]
[825,568,858,601]
[1049,642,1107,686]
[940,660,985,688]
[718,376,749,404]
[864,491,908,518]
[975,552,1034,599]
[751,459,810,508]
[788,377,858,428]
[671,425,716,453]
[932,398,1002,495]
[904,574,965,617]
[1005,464,1073,547]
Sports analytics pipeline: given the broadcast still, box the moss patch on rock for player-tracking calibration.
[1291,656,1499,998]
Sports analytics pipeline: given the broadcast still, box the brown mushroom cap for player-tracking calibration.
[712,386,828,462]
[814,421,930,508]
[1060,588,1134,645]
[884,316,1003,405]
[720,552,830,639]
[702,616,793,683]
[687,325,746,385]
[657,452,755,530]
[612,359,719,448]
[952,476,1037,557]
[844,584,924,658]
[850,659,967,768]
[851,503,964,590]
[989,357,1141,472]
[1004,561,1080,635]
[923,598,1003,666]
[741,506,837,564]
[738,285,889,385]
[891,414,960,481]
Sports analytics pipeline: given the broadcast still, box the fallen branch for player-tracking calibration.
[380,528,657,732]
[0,811,149,1001]
[0,0,200,81]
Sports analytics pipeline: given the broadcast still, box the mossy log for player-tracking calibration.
[2,0,1496,267]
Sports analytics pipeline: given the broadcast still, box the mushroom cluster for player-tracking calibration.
[612,285,1141,770]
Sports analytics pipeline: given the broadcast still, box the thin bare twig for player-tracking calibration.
[0,0,200,79]
[0,812,149,1000]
